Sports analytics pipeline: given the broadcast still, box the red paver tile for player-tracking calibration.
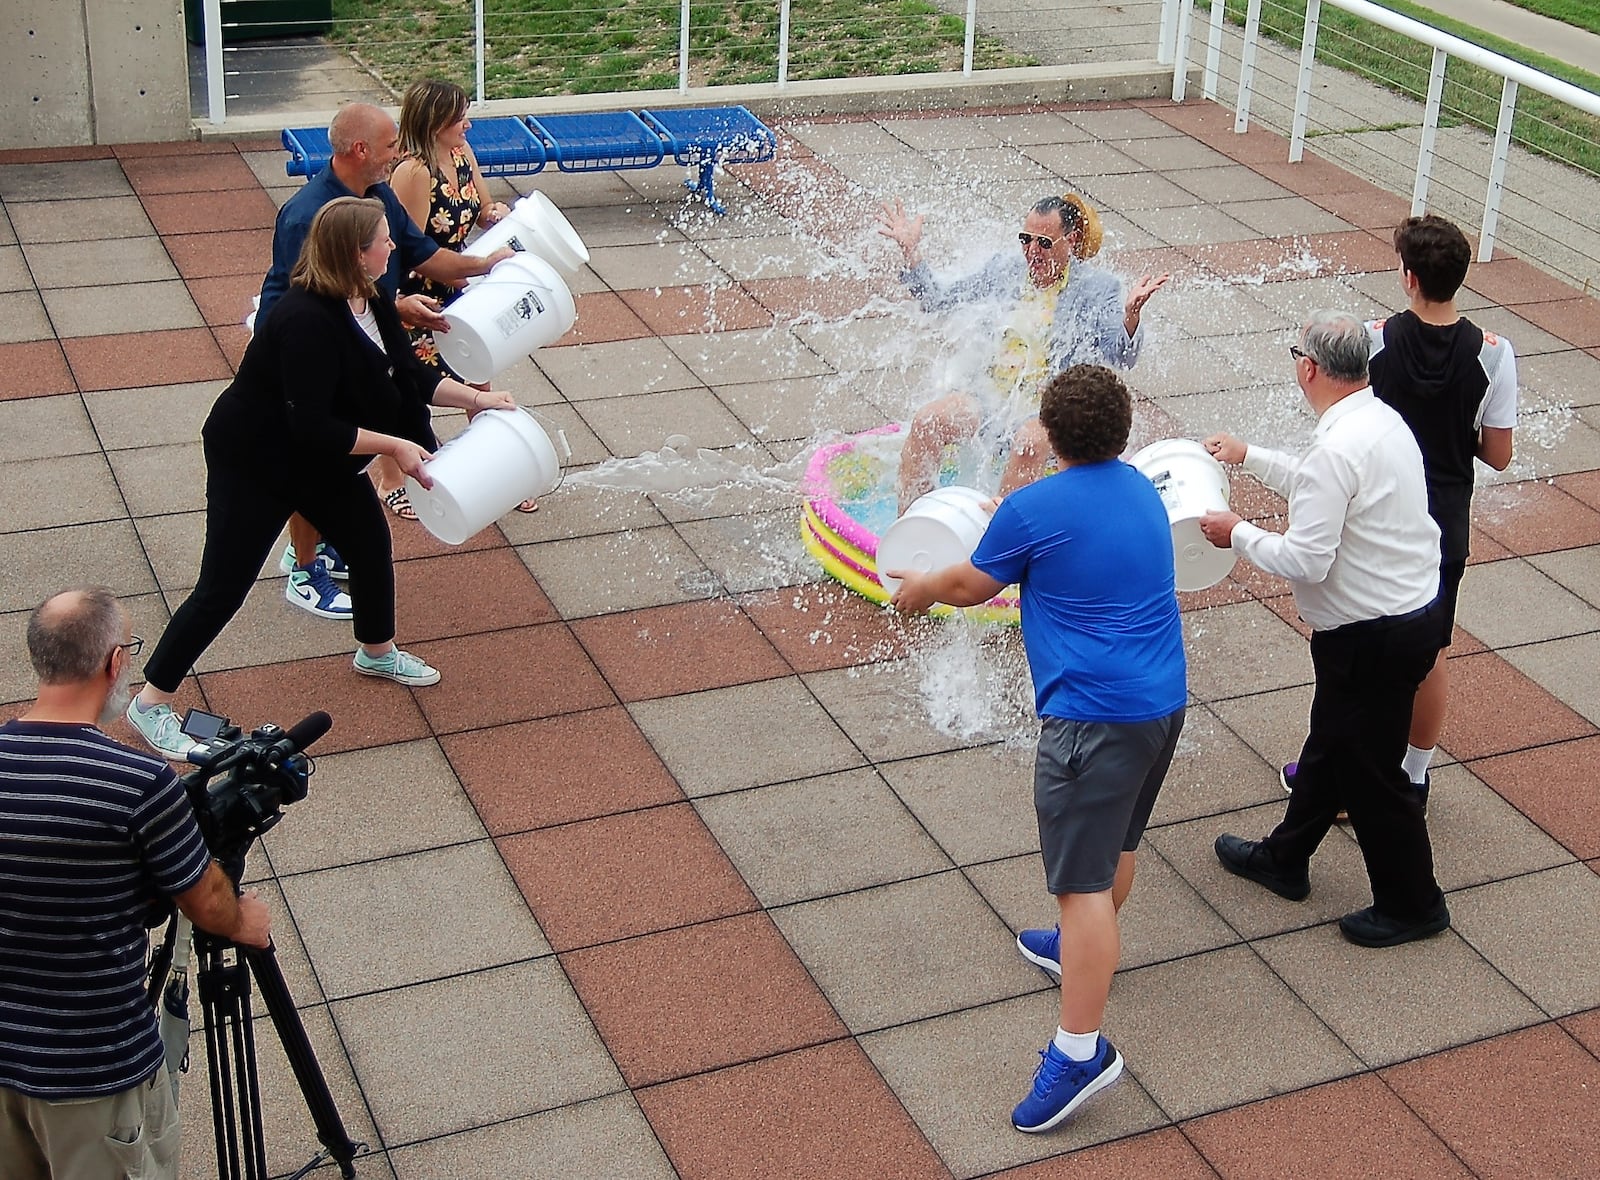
[388,516,507,562]
[1553,470,1600,513]
[1177,576,1254,612]
[547,291,652,346]
[1562,1007,1600,1057]
[0,340,76,400]
[212,324,251,373]
[1193,125,1295,166]
[570,599,789,702]
[1443,651,1597,761]
[616,284,775,335]
[1474,480,1600,556]
[739,583,918,673]
[63,328,231,391]
[394,547,556,643]
[1381,1023,1600,1180]
[0,146,114,164]
[1292,229,1404,276]
[988,1128,1217,1178]
[1229,472,1287,522]
[1183,1073,1468,1179]
[112,141,241,158]
[1506,297,1600,349]
[163,230,274,280]
[187,273,266,327]
[1310,187,1412,231]
[561,912,846,1086]
[1445,623,1486,656]
[442,704,683,834]
[1179,239,1290,281]
[1230,556,1294,602]
[1259,592,1313,640]
[410,623,616,733]
[1466,256,1586,306]
[638,1040,951,1180]
[744,274,894,320]
[497,802,755,950]
[139,189,281,235]
[197,654,431,756]
[1468,735,1600,859]
[1466,526,1511,564]
[1249,155,1378,197]
[120,153,260,195]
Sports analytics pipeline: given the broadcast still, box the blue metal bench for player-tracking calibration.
[281,106,773,215]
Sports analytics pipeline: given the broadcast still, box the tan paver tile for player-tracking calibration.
[663,325,833,386]
[576,386,759,456]
[1381,1023,1600,1180]
[1501,632,1600,731]
[563,911,845,1086]
[442,705,683,834]
[986,1127,1217,1179]
[410,622,616,733]
[1425,763,1577,890]
[21,236,178,289]
[284,841,549,999]
[638,1040,951,1180]
[698,767,951,906]
[515,525,717,618]
[0,159,131,201]
[1148,703,1286,827]
[63,326,230,390]
[332,959,622,1143]
[1450,864,1600,1017]
[0,290,54,343]
[550,290,653,346]
[1182,601,1314,703]
[0,245,29,291]
[393,547,557,642]
[629,676,865,795]
[186,580,365,674]
[534,334,702,401]
[877,744,1038,865]
[0,519,156,614]
[260,738,485,875]
[1183,1073,1469,1179]
[0,451,123,532]
[498,801,756,950]
[82,380,221,450]
[739,582,917,673]
[42,279,203,338]
[162,229,273,279]
[0,392,99,460]
[570,598,789,702]
[388,1092,675,1180]
[1441,651,1597,761]
[676,507,819,594]
[1454,556,1600,646]
[106,440,204,515]
[773,871,1048,1033]
[802,659,982,763]
[7,196,154,242]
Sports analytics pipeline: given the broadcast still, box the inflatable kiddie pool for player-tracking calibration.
[800,423,1021,624]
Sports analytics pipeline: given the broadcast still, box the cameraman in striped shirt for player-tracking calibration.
[0,587,270,1180]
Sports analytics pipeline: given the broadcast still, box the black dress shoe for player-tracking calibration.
[1339,902,1450,948]
[1214,834,1310,901]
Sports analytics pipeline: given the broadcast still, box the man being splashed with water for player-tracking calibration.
[879,194,1169,510]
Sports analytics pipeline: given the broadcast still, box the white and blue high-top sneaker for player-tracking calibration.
[278,542,349,581]
[284,561,353,619]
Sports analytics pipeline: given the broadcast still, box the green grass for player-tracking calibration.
[1224,0,1600,177]
[329,0,1033,100]
[1499,0,1600,38]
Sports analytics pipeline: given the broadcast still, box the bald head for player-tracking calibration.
[27,587,126,685]
[329,103,395,157]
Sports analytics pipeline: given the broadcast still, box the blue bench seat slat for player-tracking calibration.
[525,112,664,172]
[281,118,545,178]
[640,106,776,167]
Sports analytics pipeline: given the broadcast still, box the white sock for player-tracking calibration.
[1402,744,1435,786]
[1052,1026,1099,1062]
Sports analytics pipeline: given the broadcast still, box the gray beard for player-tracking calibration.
[100,661,135,729]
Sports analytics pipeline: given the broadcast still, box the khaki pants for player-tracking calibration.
[0,1069,179,1180]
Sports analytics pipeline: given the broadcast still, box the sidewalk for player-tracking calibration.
[1402,0,1600,76]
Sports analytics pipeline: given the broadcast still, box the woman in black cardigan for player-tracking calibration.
[127,197,515,760]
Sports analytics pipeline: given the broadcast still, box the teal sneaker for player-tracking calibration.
[126,699,200,762]
[353,647,440,687]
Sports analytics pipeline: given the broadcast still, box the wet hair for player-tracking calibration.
[1393,214,1471,303]
[1038,365,1132,463]
[328,103,392,157]
[28,586,124,685]
[1030,193,1102,259]
[398,79,469,170]
[1300,310,1370,384]
[291,196,386,299]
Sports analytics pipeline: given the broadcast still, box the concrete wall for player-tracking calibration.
[0,1,190,149]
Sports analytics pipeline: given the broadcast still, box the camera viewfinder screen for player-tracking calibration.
[180,708,227,742]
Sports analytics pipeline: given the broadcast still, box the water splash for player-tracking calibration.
[905,617,1039,746]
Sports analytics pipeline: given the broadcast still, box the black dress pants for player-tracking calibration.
[142,436,395,694]
[1262,602,1446,921]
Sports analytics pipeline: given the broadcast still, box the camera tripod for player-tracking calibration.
[152,913,363,1180]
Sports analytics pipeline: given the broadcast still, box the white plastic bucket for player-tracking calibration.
[1129,438,1236,592]
[406,407,565,545]
[464,192,589,276]
[877,485,994,595]
[434,253,575,385]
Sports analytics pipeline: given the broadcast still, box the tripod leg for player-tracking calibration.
[198,943,245,1180]
[243,942,361,1178]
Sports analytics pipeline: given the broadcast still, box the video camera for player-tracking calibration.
[177,708,331,870]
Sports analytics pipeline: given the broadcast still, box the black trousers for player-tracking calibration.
[1262,602,1446,921]
[142,436,396,694]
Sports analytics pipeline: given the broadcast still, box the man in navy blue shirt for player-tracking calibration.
[890,365,1186,1136]
[0,587,271,1180]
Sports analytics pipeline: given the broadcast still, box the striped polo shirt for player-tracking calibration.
[0,719,212,1099]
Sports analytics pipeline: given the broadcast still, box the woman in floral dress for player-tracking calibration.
[385,78,538,517]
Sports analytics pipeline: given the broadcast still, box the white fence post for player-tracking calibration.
[1235,0,1263,132]
[1157,0,1177,65]
[1289,0,1322,163]
[1480,77,1519,261]
[778,0,791,88]
[474,0,486,106]
[679,0,690,93]
[1411,47,1447,216]
[203,0,225,124]
[963,0,977,76]
[1171,0,1193,101]
[1203,0,1224,102]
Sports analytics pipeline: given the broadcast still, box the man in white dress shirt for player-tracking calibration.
[1197,310,1450,948]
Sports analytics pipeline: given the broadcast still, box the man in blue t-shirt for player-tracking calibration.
[0,587,271,1180]
[889,364,1186,1136]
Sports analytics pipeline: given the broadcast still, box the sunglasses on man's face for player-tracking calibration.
[1018,232,1058,250]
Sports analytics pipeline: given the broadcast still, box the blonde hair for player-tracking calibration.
[398,79,468,172]
[1062,193,1103,259]
[290,196,386,299]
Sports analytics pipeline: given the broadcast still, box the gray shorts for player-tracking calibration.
[1034,709,1186,894]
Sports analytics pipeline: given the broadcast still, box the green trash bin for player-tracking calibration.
[185,0,333,46]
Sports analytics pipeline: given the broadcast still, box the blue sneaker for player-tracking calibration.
[1011,1036,1123,1133]
[1016,926,1061,978]
[284,561,353,619]
[278,542,349,581]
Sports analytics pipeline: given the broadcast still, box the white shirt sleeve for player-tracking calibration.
[1240,443,1298,498]
[1234,443,1358,585]
[1477,334,1519,430]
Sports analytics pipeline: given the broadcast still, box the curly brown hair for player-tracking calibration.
[1038,365,1132,463]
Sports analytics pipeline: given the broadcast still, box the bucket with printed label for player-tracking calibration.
[1129,438,1236,592]
[406,406,568,545]
[464,191,589,276]
[434,253,576,385]
[876,485,994,595]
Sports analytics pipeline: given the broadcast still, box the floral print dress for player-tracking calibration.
[401,147,481,376]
